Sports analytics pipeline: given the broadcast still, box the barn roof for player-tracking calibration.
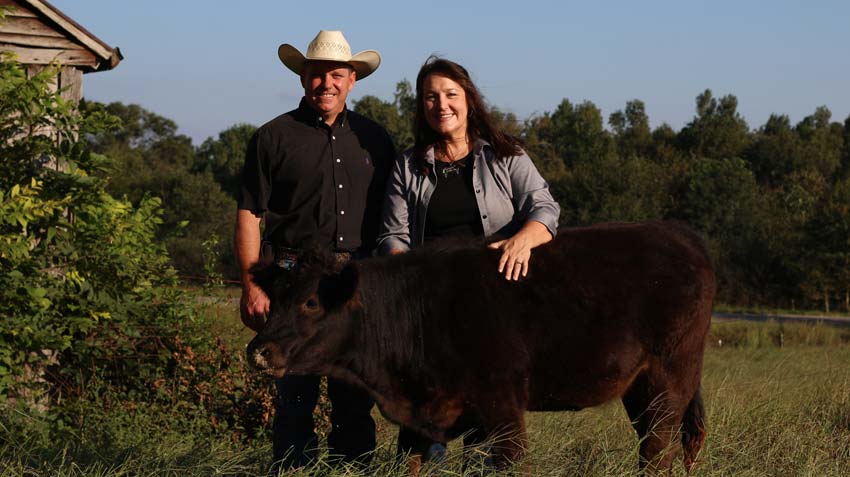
[0,0,122,72]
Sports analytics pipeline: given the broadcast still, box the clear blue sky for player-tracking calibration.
[50,0,850,146]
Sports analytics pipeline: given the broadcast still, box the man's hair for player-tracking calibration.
[412,56,521,174]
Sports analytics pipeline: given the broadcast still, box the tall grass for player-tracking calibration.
[3,320,849,476]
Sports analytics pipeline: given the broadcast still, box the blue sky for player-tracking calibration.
[49,0,850,146]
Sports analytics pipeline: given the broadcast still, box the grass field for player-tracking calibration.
[2,291,850,476]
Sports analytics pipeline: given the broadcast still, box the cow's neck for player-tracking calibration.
[328,262,440,431]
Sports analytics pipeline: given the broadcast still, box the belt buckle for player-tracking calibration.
[275,247,299,270]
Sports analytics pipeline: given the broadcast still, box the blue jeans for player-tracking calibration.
[272,375,375,469]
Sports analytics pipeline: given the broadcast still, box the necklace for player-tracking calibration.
[440,161,463,178]
[437,154,469,178]
[436,140,470,178]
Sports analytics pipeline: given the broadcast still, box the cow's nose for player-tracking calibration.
[246,339,274,369]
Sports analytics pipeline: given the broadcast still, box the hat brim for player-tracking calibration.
[278,44,380,80]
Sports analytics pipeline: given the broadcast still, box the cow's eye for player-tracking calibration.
[304,298,320,310]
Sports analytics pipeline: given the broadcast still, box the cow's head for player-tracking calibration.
[246,249,359,378]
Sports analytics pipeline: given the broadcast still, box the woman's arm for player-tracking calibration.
[488,148,560,280]
[377,153,413,255]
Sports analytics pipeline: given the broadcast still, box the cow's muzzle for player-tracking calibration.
[246,339,287,378]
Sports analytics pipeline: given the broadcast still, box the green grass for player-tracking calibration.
[3,317,850,476]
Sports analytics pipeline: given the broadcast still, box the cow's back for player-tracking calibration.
[520,221,715,410]
[368,221,715,412]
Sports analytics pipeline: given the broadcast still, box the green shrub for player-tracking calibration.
[0,55,273,439]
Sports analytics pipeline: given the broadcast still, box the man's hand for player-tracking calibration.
[235,209,266,331]
[240,282,270,332]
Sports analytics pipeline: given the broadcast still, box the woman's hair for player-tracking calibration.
[413,56,522,174]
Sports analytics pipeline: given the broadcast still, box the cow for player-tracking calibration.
[246,221,716,475]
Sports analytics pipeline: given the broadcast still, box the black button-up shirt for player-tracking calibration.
[238,99,394,253]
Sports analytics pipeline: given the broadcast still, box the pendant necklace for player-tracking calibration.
[440,160,464,178]
[438,146,469,178]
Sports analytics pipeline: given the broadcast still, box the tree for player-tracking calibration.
[799,177,850,311]
[745,114,801,186]
[670,158,776,304]
[679,89,750,159]
[794,106,843,181]
[81,101,236,277]
[609,99,652,158]
[521,115,567,183]
[553,154,673,226]
[353,80,415,152]
[529,98,613,167]
[841,114,850,179]
[195,123,257,200]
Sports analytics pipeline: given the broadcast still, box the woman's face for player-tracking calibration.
[422,73,468,140]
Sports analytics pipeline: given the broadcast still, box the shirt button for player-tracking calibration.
[476,189,481,193]
[340,210,345,215]
[336,158,341,163]
[332,135,336,140]
[338,184,343,189]
[339,236,344,241]
[482,215,488,219]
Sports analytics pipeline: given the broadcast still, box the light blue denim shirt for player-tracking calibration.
[377,139,560,254]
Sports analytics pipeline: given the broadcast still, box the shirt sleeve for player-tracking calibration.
[508,148,560,237]
[237,130,271,214]
[362,128,397,253]
[377,152,413,255]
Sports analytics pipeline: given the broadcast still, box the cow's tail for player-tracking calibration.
[681,387,706,474]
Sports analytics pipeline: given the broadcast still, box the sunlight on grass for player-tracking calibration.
[3,317,850,476]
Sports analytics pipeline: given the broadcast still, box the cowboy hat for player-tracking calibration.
[278,30,381,80]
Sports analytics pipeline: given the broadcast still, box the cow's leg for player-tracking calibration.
[476,408,528,472]
[396,427,445,477]
[680,387,706,474]
[622,370,691,475]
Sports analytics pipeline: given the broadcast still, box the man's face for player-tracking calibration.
[301,61,356,123]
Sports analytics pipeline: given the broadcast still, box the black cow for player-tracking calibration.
[247,221,716,474]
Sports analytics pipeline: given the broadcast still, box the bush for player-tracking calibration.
[0,55,272,439]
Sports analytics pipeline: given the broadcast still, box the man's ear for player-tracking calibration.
[317,263,359,310]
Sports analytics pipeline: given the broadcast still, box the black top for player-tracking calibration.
[424,153,483,241]
[238,98,395,253]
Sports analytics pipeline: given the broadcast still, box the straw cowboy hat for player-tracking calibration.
[278,30,381,80]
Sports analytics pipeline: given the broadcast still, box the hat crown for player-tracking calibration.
[306,30,352,60]
[278,30,381,79]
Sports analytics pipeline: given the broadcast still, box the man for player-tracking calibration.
[235,30,395,469]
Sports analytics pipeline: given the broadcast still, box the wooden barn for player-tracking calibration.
[0,0,121,103]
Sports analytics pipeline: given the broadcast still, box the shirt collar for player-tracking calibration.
[423,138,492,165]
[297,97,349,128]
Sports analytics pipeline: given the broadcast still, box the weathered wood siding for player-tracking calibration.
[0,0,98,69]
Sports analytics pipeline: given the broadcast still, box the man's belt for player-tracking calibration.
[272,246,352,271]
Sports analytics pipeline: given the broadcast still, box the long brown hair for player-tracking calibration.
[413,56,522,174]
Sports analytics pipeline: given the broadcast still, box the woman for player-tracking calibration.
[377,56,560,460]
[378,56,559,278]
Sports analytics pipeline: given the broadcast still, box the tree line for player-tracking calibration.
[1,52,847,429]
[73,81,850,312]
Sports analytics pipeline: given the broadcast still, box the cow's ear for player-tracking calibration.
[250,261,285,297]
[317,263,359,310]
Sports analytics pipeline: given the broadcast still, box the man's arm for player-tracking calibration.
[234,209,268,332]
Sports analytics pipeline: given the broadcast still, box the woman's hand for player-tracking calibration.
[487,221,553,281]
